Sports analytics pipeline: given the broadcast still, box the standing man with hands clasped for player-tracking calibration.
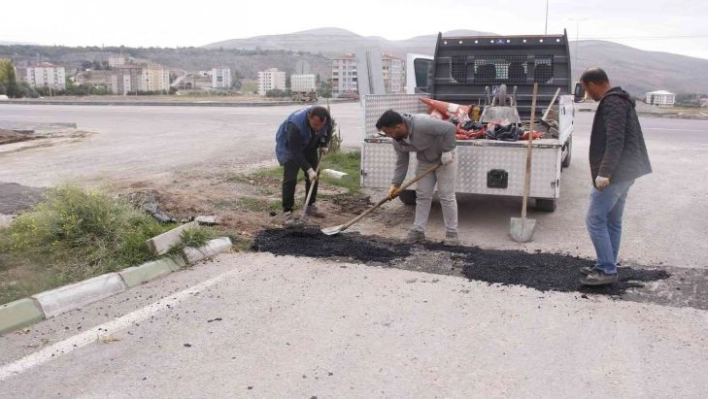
[579,68,652,286]
[275,106,332,225]
[375,109,459,246]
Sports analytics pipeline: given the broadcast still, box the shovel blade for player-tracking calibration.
[510,217,536,243]
[321,224,345,236]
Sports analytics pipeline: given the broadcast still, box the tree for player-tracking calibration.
[317,78,332,99]
[0,60,19,98]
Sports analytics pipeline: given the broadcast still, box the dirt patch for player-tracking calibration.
[0,182,48,214]
[0,129,32,145]
[330,193,372,215]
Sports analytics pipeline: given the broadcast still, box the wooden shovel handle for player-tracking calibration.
[338,162,442,232]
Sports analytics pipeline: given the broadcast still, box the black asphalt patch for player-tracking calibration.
[253,228,671,298]
[423,242,670,296]
[253,228,410,264]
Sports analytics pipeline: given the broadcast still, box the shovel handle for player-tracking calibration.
[522,84,539,220]
[338,162,442,232]
[300,154,323,222]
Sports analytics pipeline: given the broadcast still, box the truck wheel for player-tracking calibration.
[535,198,557,212]
[561,135,572,168]
[398,190,417,205]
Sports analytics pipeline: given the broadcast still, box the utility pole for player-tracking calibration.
[545,0,549,35]
[569,17,587,81]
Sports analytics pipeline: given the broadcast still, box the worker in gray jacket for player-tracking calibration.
[375,109,458,246]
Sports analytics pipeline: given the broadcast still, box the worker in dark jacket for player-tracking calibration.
[579,68,652,286]
[275,106,332,225]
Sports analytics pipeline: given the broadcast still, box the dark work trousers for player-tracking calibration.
[282,148,319,212]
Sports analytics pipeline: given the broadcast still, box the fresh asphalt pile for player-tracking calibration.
[253,228,670,297]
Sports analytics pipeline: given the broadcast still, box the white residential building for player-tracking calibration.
[26,63,66,91]
[141,64,170,92]
[331,54,358,98]
[290,74,316,92]
[258,68,286,95]
[108,56,127,68]
[212,68,232,88]
[645,90,675,107]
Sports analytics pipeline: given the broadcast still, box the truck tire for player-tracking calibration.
[561,135,572,168]
[398,190,417,205]
[535,198,557,212]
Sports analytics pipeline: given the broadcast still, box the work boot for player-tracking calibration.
[580,271,618,286]
[444,232,459,247]
[307,204,326,218]
[404,230,425,245]
[283,211,294,226]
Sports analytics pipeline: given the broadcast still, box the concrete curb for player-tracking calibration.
[32,273,127,318]
[0,299,45,335]
[183,237,233,264]
[0,237,231,336]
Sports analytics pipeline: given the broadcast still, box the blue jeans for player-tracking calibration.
[586,179,634,275]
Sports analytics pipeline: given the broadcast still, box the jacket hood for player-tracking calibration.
[603,87,636,108]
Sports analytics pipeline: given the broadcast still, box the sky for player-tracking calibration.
[2,0,707,60]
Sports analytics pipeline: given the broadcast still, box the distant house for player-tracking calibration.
[290,74,316,92]
[645,90,675,107]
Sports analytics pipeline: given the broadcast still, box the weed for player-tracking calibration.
[0,184,172,304]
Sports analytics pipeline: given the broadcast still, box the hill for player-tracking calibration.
[204,27,493,58]
[207,28,708,95]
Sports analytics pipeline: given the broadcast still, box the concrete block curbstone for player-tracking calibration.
[183,237,233,264]
[146,221,199,256]
[0,298,45,335]
[119,259,176,288]
[167,254,187,271]
[32,273,127,318]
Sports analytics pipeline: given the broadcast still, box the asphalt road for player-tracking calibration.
[1,103,707,397]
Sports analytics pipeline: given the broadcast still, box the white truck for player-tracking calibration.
[360,32,576,212]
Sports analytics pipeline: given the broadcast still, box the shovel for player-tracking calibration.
[322,162,442,236]
[510,83,539,243]
[298,162,322,224]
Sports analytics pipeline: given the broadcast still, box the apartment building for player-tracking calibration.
[331,54,357,98]
[212,68,232,89]
[290,74,316,92]
[111,65,143,95]
[25,62,66,91]
[141,64,170,92]
[382,54,405,94]
[331,53,405,97]
[258,68,286,95]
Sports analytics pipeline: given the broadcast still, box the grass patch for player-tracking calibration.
[320,149,361,194]
[0,184,174,305]
[180,228,214,248]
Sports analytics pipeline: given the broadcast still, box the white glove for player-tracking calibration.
[441,151,454,165]
[319,147,328,156]
[307,168,318,181]
[595,176,610,190]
